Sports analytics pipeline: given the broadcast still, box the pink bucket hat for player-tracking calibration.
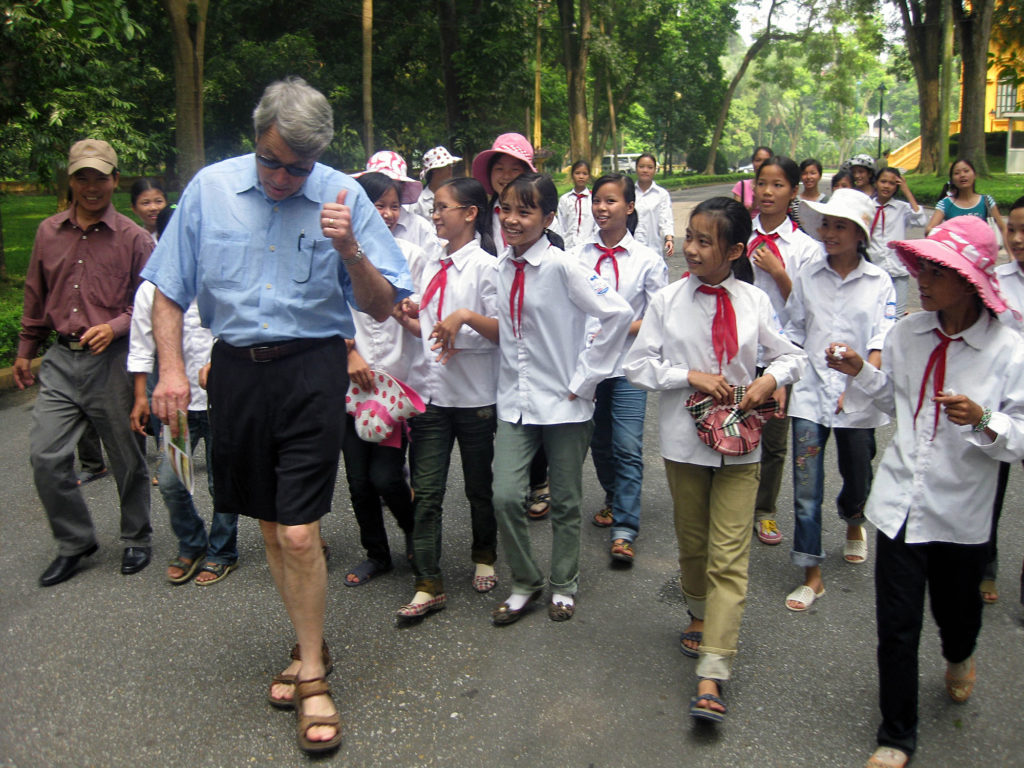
[471,133,536,195]
[420,146,461,181]
[345,370,426,445]
[892,215,1015,316]
[353,151,422,204]
[797,188,876,242]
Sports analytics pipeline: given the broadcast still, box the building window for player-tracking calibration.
[996,70,1020,116]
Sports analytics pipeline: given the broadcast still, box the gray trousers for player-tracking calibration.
[30,339,151,555]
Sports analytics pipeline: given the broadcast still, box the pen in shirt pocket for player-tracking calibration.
[297,230,305,251]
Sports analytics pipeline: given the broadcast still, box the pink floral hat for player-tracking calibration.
[892,215,1014,316]
[471,133,536,195]
[420,146,461,181]
[353,151,422,204]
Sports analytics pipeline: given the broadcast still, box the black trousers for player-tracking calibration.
[874,524,987,756]
[340,414,414,565]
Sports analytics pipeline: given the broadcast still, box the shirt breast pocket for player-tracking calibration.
[292,237,340,299]
[200,229,252,289]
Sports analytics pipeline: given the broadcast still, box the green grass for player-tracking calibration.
[904,172,1023,211]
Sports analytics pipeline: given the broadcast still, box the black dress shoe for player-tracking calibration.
[121,546,152,575]
[39,543,99,587]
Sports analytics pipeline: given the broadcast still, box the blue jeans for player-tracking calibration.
[590,376,647,542]
[159,409,238,564]
[790,418,875,567]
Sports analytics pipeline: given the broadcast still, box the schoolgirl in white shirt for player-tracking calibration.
[633,153,675,257]
[409,145,460,222]
[747,156,821,548]
[489,173,632,626]
[557,160,596,249]
[783,189,897,613]
[870,167,927,318]
[338,172,423,589]
[355,150,437,251]
[571,172,667,561]
[829,215,1024,768]
[472,132,536,252]
[624,196,805,725]
[392,177,501,621]
[986,195,1024,606]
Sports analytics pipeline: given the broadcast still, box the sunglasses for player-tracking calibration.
[255,154,314,178]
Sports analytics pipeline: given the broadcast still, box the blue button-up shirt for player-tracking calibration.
[142,154,412,346]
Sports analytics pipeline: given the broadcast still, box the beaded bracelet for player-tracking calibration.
[973,407,993,433]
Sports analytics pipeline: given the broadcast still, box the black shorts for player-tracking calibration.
[207,337,348,525]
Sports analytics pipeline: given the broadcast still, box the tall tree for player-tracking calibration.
[162,0,208,187]
[953,0,997,174]
[558,0,592,164]
[362,0,374,159]
[702,0,804,174]
[891,0,946,174]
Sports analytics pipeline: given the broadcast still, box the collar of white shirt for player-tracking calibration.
[583,230,637,253]
[499,236,552,267]
[916,309,992,351]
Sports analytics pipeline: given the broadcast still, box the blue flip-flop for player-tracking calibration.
[344,558,393,587]
[689,692,726,723]
[679,630,702,658]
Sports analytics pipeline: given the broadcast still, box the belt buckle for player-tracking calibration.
[67,339,85,351]
[248,345,274,363]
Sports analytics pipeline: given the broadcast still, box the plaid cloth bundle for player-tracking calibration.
[685,385,781,456]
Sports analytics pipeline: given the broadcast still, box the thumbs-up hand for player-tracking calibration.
[321,188,356,253]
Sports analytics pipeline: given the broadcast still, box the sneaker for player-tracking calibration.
[755,519,783,545]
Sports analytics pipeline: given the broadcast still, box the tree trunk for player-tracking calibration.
[435,0,463,153]
[362,0,374,161]
[0,207,6,281]
[893,0,943,174]
[558,0,591,163]
[533,3,543,163]
[938,1,954,174]
[954,0,996,175]
[162,0,207,188]
[702,34,771,174]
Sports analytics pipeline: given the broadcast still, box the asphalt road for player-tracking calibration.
[2,191,1023,768]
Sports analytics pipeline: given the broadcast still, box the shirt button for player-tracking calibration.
[72,307,78,312]
[273,205,279,212]
[73,284,79,289]
[269,245,276,252]
[266,283,272,289]
[78,259,83,264]
[262,323,269,329]
[81,235,87,240]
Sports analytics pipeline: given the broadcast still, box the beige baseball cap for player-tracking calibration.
[68,139,118,175]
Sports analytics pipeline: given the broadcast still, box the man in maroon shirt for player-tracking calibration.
[15,139,155,586]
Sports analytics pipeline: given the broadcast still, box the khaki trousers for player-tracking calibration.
[665,459,758,681]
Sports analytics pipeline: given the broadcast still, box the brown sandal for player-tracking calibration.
[267,640,333,709]
[295,677,343,753]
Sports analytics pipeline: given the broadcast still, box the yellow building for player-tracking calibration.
[889,24,1022,170]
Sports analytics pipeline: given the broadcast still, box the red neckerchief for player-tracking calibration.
[421,258,453,321]
[509,259,527,337]
[914,329,961,439]
[574,191,588,231]
[594,244,625,290]
[872,204,886,236]
[697,284,739,370]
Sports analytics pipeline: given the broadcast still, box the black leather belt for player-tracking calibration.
[217,338,336,363]
[57,334,87,351]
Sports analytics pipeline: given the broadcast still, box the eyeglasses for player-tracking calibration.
[430,204,469,215]
[255,154,314,178]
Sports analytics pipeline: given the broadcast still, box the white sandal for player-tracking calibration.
[785,584,825,612]
[844,527,868,563]
[864,746,909,768]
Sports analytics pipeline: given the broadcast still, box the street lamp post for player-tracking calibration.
[877,83,886,161]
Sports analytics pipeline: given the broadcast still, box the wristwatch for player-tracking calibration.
[341,245,365,267]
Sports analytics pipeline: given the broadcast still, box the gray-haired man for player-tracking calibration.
[145,77,411,753]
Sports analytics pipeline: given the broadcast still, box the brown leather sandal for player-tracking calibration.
[295,677,343,753]
[267,640,333,709]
